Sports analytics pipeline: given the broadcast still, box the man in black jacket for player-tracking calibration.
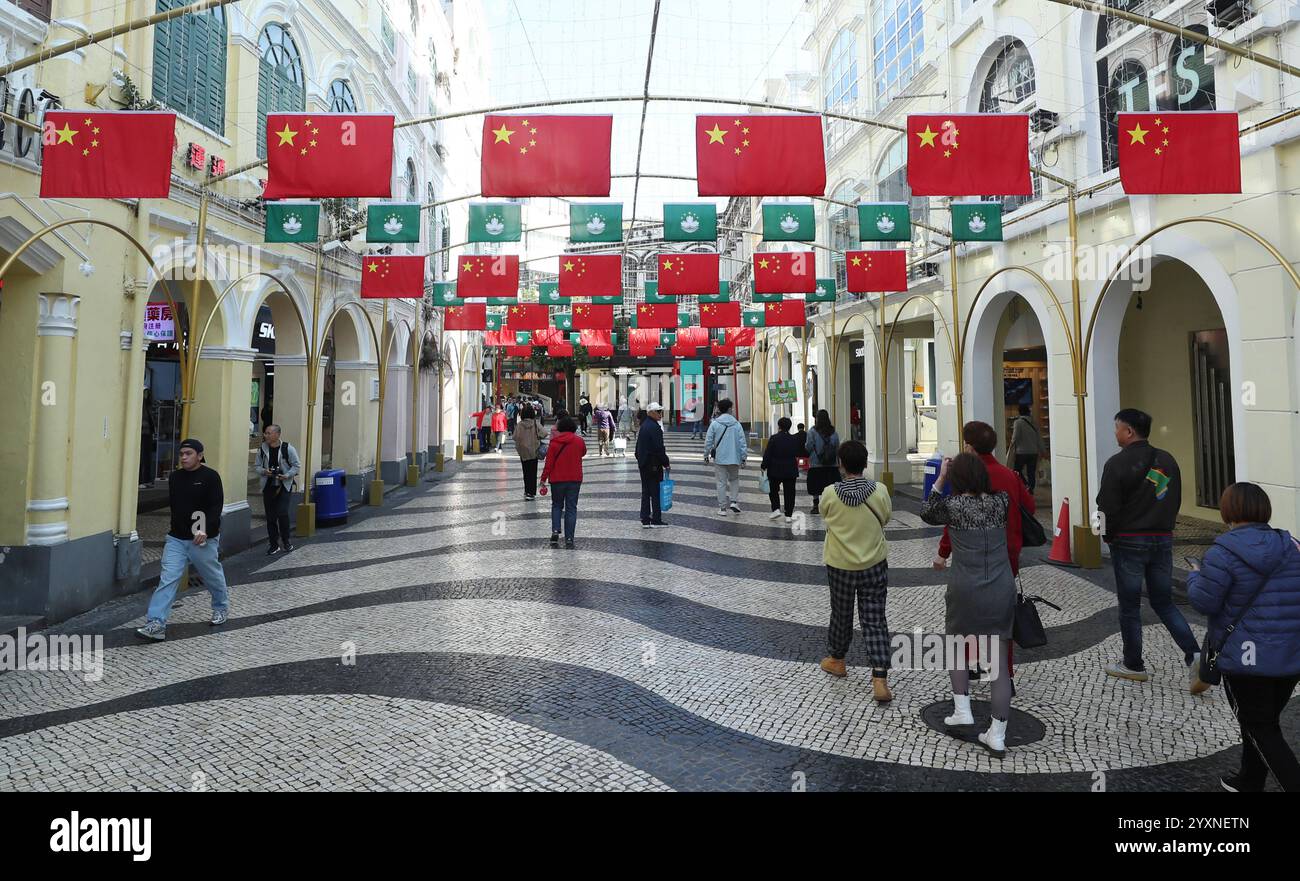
[636,402,671,527]
[136,438,232,641]
[1096,408,1202,690]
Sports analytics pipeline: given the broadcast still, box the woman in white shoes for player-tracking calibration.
[761,417,802,523]
[921,453,1017,757]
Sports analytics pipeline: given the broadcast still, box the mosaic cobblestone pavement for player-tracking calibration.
[1,432,1294,791]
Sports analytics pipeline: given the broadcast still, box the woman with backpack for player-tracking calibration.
[513,403,544,501]
[539,415,588,549]
[805,409,840,515]
[921,452,1017,758]
[1188,482,1300,792]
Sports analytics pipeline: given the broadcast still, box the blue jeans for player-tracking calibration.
[691,421,704,438]
[550,481,581,541]
[1110,535,1199,670]
[147,534,231,625]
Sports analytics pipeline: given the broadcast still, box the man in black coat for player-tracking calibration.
[635,402,671,527]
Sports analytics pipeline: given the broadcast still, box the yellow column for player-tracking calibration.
[27,295,80,547]
[188,347,255,551]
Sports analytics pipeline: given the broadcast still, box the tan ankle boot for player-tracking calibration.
[872,675,893,703]
[820,656,847,677]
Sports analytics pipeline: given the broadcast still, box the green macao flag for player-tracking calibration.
[762,203,815,242]
[515,331,532,345]
[659,332,676,346]
[742,309,767,328]
[677,311,693,328]
[643,281,673,304]
[265,202,319,243]
[539,282,571,306]
[806,278,836,303]
[487,296,516,306]
[485,312,505,330]
[431,281,463,306]
[592,294,623,305]
[570,203,623,243]
[367,202,421,243]
[698,281,730,304]
[858,203,910,242]
[467,203,522,243]
[554,313,574,330]
[569,332,582,344]
[663,203,717,242]
[951,202,1003,242]
[751,290,784,303]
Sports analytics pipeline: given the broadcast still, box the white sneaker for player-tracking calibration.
[944,693,975,726]
[784,515,793,524]
[978,717,1008,757]
[728,503,741,514]
[717,508,729,517]
[768,510,782,520]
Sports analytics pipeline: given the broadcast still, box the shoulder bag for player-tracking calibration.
[1198,543,1293,685]
[1011,578,1062,648]
[705,421,733,463]
[1020,500,1047,548]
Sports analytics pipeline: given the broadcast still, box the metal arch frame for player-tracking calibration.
[457,338,484,453]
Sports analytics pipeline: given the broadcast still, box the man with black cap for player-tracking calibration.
[635,402,671,528]
[136,438,231,640]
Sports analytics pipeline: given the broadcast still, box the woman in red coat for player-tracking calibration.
[540,415,587,549]
[491,405,509,452]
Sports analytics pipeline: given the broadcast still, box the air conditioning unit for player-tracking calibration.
[1029,108,1059,133]
[1206,0,1251,28]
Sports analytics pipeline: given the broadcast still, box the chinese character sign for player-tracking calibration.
[144,303,174,341]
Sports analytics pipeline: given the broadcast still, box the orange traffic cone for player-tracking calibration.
[1047,498,1076,566]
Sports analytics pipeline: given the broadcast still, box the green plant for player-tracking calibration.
[116,72,162,111]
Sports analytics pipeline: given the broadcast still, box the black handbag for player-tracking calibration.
[1011,579,1061,649]
[1019,501,1047,548]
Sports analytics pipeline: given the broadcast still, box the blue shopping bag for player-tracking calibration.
[660,478,675,511]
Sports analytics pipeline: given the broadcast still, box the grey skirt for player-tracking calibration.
[944,526,1016,639]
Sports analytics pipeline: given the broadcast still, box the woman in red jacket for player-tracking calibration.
[540,415,587,549]
[491,405,509,453]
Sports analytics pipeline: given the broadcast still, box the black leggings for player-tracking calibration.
[521,458,538,496]
[768,477,796,516]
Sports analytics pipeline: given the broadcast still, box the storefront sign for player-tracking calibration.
[144,303,174,342]
[768,379,798,404]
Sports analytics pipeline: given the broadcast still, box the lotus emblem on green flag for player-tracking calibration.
[265,202,320,243]
[806,278,836,303]
[751,290,784,303]
[367,202,421,243]
[468,203,522,243]
[554,313,573,330]
[431,281,463,306]
[643,281,674,304]
[539,282,571,306]
[663,203,717,242]
[950,202,1003,242]
[698,281,731,304]
[743,310,766,327]
[485,312,504,330]
[761,203,815,242]
[857,203,911,242]
[570,203,623,243]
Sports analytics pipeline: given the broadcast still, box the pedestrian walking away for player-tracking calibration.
[491,405,509,452]
[805,409,840,515]
[593,403,615,456]
[578,397,593,435]
[1096,407,1202,687]
[922,453,1018,757]
[1188,482,1300,792]
[255,424,301,556]
[1008,404,1047,492]
[136,438,231,641]
[704,398,747,515]
[540,415,588,548]
[636,402,671,527]
[818,440,894,703]
[761,417,802,522]
[513,403,544,500]
[506,397,519,434]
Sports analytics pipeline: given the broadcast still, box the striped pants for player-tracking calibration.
[826,560,890,672]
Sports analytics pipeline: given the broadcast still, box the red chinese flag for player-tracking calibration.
[547,343,574,357]
[753,252,815,294]
[630,344,657,357]
[482,115,613,197]
[696,114,826,196]
[558,254,621,297]
[586,343,615,357]
[532,327,564,346]
[360,255,426,298]
[671,342,700,357]
[657,252,720,295]
[906,114,1031,196]
[457,255,519,298]
[629,328,661,347]
[726,327,756,347]
[579,329,611,347]
[711,343,738,357]
[443,304,487,331]
[484,329,513,346]
[263,113,394,199]
[677,326,709,347]
[572,304,614,331]
[845,250,908,293]
[765,300,806,327]
[699,301,742,329]
[634,303,678,329]
[1118,112,1240,194]
[40,111,175,198]
[505,345,534,358]
[504,303,549,330]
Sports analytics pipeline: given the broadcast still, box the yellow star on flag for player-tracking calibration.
[851,256,862,266]
[275,124,298,147]
[662,258,674,270]
[704,124,727,145]
[492,124,515,144]
[1127,123,1149,145]
[368,262,380,272]
[462,261,473,271]
[563,260,576,272]
[53,123,77,145]
[758,258,770,269]
[916,125,938,148]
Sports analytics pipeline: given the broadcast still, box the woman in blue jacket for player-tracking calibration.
[1188,482,1300,792]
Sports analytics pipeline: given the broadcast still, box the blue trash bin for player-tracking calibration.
[312,469,348,527]
[922,453,952,500]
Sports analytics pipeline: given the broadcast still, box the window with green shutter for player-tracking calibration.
[256,23,305,160]
[151,0,227,134]
[381,11,395,55]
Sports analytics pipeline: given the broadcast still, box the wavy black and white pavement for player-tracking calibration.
[1,431,1294,791]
